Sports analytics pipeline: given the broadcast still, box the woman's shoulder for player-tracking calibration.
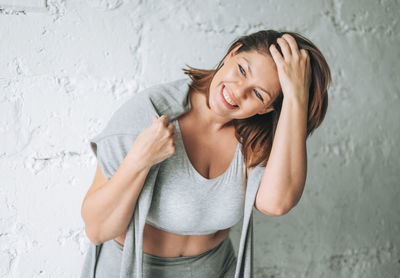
[92,77,192,141]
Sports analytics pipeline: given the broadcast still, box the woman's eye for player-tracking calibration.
[238,64,263,102]
[238,64,246,75]
[254,90,263,102]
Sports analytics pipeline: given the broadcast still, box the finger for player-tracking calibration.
[277,37,291,61]
[269,44,285,67]
[282,34,300,60]
[301,49,311,70]
[152,115,158,123]
[160,115,169,125]
[306,56,312,78]
[300,49,310,61]
[168,123,176,133]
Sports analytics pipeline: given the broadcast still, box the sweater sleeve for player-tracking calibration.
[87,92,154,181]
[89,134,137,181]
[87,77,190,181]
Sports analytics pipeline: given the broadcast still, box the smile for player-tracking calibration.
[220,85,239,109]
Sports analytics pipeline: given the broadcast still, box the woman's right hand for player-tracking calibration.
[131,115,177,168]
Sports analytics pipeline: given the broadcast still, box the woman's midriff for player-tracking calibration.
[113,223,231,257]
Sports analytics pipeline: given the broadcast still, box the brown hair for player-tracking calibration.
[182,30,331,169]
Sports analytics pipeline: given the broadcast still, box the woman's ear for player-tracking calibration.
[257,105,274,115]
[229,43,243,57]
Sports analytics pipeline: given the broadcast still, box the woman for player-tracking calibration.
[81,29,331,277]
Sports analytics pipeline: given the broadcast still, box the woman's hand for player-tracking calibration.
[130,115,177,168]
[269,34,311,105]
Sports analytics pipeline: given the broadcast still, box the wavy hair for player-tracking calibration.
[182,30,331,168]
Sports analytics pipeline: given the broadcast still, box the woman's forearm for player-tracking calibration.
[81,149,152,245]
[256,95,308,216]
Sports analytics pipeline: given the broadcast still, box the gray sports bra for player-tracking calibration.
[145,118,247,235]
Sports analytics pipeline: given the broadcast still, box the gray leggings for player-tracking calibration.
[95,236,237,277]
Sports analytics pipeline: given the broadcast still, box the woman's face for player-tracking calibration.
[209,44,281,120]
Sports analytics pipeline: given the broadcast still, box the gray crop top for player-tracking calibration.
[145,118,247,235]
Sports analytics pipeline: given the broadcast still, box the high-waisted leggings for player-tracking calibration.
[94,236,237,277]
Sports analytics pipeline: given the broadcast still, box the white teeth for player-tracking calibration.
[223,87,237,107]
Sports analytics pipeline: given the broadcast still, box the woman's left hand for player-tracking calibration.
[269,34,312,105]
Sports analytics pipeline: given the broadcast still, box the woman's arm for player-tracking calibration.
[255,96,308,216]
[81,150,152,245]
[254,34,311,216]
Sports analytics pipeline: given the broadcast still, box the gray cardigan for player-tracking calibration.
[80,76,266,278]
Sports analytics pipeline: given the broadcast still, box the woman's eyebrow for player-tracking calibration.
[241,57,272,98]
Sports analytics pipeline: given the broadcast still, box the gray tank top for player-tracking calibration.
[145,118,246,235]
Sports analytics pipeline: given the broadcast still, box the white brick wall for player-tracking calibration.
[0,0,399,277]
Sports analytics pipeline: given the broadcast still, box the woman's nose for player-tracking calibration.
[233,84,249,100]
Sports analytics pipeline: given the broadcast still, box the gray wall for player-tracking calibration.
[0,0,399,277]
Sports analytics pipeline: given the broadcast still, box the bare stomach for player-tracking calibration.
[114,223,231,257]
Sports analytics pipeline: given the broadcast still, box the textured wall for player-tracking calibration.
[1,0,399,277]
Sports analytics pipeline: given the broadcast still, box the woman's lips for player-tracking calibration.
[220,85,239,109]
[224,85,239,106]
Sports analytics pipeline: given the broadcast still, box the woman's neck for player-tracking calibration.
[188,87,235,133]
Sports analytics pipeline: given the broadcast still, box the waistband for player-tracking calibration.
[142,236,233,265]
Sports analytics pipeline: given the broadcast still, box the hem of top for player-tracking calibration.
[145,220,219,235]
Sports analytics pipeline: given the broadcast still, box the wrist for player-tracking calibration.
[284,94,309,109]
[126,146,153,172]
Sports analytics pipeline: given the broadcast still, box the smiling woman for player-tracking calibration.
[210,47,281,118]
[81,29,332,278]
[182,30,331,169]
